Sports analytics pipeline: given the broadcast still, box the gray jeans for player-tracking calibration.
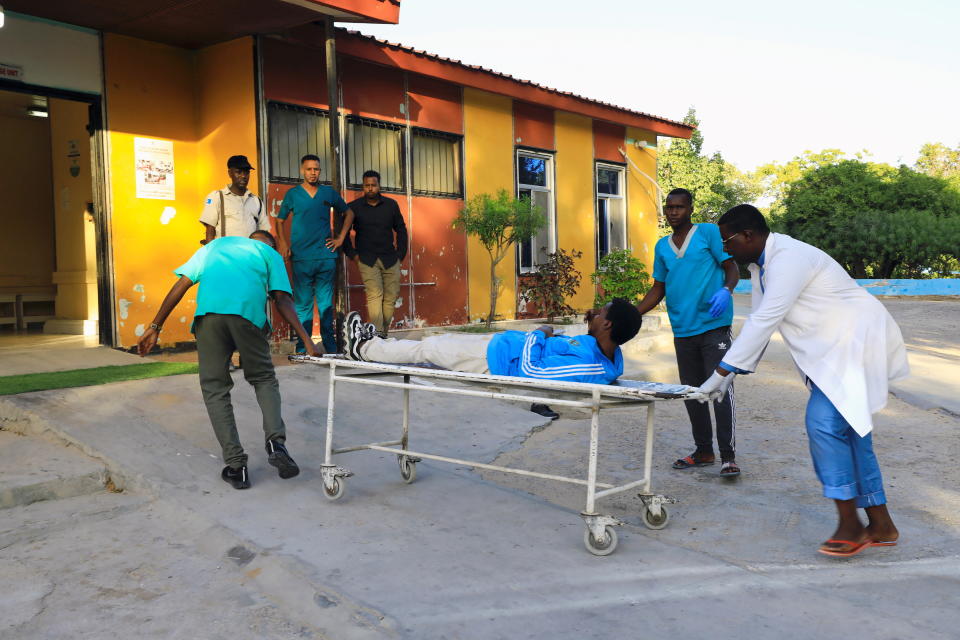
[196,314,285,468]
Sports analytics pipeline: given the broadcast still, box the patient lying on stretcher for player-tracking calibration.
[341,298,642,386]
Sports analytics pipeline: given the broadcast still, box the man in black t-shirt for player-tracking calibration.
[345,170,408,337]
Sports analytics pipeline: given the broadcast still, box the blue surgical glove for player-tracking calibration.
[707,287,732,318]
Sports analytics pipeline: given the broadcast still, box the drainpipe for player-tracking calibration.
[619,146,664,226]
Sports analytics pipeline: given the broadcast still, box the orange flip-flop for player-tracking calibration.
[818,538,871,557]
[870,540,898,547]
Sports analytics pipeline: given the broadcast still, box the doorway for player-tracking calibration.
[0,84,113,348]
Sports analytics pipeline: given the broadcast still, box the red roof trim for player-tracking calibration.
[302,0,400,24]
[335,29,694,138]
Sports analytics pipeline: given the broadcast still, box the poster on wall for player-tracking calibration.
[134,137,175,200]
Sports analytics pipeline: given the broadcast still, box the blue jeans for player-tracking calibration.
[292,259,337,353]
[805,382,886,508]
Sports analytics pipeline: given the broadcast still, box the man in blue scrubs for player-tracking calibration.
[634,188,742,475]
[137,231,320,490]
[276,154,354,354]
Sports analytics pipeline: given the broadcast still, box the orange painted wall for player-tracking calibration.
[104,34,257,347]
[513,101,554,151]
[340,57,404,123]
[407,74,463,134]
[593,120,626,163]
[261,38,329,110]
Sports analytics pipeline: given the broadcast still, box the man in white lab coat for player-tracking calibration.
[699,204,909,557]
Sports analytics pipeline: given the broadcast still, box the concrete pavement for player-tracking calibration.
[1,298,959,638]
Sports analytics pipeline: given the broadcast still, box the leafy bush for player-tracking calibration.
[591,250,651,306]
[523,249,582,321]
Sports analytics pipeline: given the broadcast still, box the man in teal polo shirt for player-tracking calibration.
[276,154,354,354]
[137,231,320,490]
[635,188,742,476]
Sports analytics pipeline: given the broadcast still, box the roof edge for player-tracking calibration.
[334,29,694,138]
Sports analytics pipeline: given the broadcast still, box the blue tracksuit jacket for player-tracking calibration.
[486,330,623,385]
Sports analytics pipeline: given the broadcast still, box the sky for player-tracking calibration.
[352,0,960,171]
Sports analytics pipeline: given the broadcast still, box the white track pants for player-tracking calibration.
[360,333,493,374]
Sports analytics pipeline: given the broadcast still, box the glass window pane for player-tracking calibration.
[597,198,609,258]
[597,167,619,195]
[608,197,626,252]
[518,155,547,187]
[532,189,552,264]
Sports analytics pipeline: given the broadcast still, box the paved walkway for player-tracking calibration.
[1,298,958,638]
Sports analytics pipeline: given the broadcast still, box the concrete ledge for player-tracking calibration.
[0,430,107,509]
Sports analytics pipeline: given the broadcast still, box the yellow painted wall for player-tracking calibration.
[0,112,54,293]
[49,98,97,323]
[196,38,258,195]
[462,88,515,322]
[103,34,257,347]
[624,127,660,272]
[554,111,596,310]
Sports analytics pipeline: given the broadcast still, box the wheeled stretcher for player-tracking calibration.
[290,354,705,555]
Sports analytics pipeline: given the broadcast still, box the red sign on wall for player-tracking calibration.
[0,63,23,81]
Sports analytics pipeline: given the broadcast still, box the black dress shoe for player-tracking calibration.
[221,465,251,489]
[266,440,300,479]
[531,403,560,420]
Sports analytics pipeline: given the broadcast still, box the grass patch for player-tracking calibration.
[449,324,502,333]
[0,362,199,396]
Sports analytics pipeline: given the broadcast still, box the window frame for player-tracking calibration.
[411,126,464,199]
[516,148,557,274]
[595,161,627,262]
[266,101,333,186]
[344,114,406,194]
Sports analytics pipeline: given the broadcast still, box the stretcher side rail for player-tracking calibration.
[290,354,701,555]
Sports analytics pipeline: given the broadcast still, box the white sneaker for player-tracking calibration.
[343,311,367,361]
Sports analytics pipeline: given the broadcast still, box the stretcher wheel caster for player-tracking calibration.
[642,505,669,530]
[398,455,417,484]
[323,477,345,501]
[584,525,618,556]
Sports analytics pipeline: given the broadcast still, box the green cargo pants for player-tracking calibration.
[195,313,285,468]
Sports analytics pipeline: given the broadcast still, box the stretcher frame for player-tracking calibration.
[291,354,704,555]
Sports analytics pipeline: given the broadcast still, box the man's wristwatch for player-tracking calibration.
[149,322,162,332]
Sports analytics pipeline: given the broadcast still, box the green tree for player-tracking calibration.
[453,190,545,327]
[754,149,861,216]
[657,108,761,227]
[777,160,960,278]
[915,142,960,183]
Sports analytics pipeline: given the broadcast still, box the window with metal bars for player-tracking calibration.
[345,116,405,192]
[266,102,333,184]
[412,128,463,198]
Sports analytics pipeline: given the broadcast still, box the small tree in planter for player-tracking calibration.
[453,190,545,328]
[523,248,582,322]
[591,249,651,306]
